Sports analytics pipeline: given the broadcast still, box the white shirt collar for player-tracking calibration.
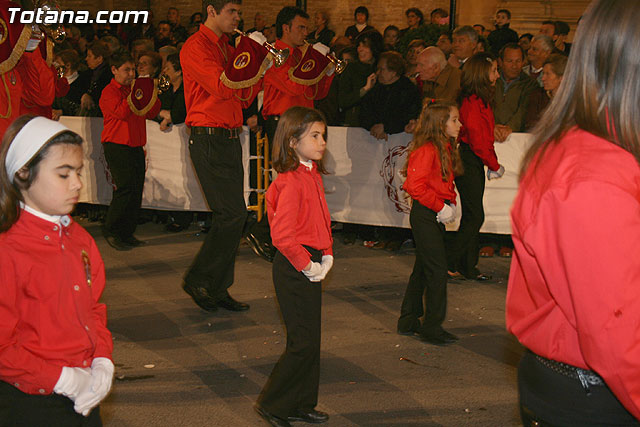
[21,202,70,227]
[66,71,79,85]
[300,160,313,170]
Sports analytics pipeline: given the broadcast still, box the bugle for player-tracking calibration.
[326,54,346,75]
[158,73,171,92]
[234,29,289,67]
[35,1,66,43]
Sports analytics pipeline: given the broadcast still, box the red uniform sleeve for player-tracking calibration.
[17,51,55,107]
[268,180,312,271]
[460,97,500,171]
[145,98,162,120]
[89,240,113,360]
[543,181,640,419]
[403,145,445,212]
[99,83,131,120]
[182,37,260,104]
[0,250,62,391]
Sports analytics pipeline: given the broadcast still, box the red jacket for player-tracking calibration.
[267,163,333,271]
[459,95,500,171]
[1,52,54,140]
[99,78,160,147]
[21,64,69,119]
[181,25,261,129]
[507,127,640,419]
[262,40,334,117]
[0,210,112,395]
[403,142,456,212]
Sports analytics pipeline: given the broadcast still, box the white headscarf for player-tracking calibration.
[5,117,71,182]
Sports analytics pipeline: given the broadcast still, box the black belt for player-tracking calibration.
[534,352,605,390]
[191,126,242,138]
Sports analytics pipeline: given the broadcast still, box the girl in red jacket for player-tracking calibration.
[448,52,504,281]
[397,101,463,345]
[0,115,113,425]
[255,107,333,427]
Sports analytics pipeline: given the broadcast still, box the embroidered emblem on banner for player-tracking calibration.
[301,59,315,73]
[233,52,251,70]
[81,250,92,287]
[0,19,7,45]
[135,88,143,100]
[380,145,411,213]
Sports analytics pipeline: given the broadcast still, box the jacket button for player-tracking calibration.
[74,285,80,291]
[44,235,50,240]
[39,389,46,394]
[53,226,58,231]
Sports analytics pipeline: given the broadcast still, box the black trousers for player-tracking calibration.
[0,381,101,427]
[398,202,448,335]
[257,248,322,419]
[518,350,639,426]
[449,144,485,278]
[185,132,247,299]
[102,143,145,240]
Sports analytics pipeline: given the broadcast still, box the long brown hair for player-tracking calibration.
[0,115,83,233]
[402,101,463,180]
[459,52,496,107]
[272,106,328,174]
[522,0,640,176]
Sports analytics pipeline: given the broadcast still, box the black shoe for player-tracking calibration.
[441,330,459,341]
[121,236,147,247]
[397,323,420,336]
[216,294,250,311]
[182,283,218,312]
[255,405,291,427]
[288,409,329,424]
[105,235,132,251]
[474,273,492,281]
[420,331,457,346]
[246,233,276,263]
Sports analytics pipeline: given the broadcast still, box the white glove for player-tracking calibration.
[325,63,336,76]
[249,31,267,46]
[74,358,114,416]
[312,42,330,56]
[436,204,456,224]
[302,261,323,282]
[53,366,93,402]
[487,165,505,180]
[320,255,334,277]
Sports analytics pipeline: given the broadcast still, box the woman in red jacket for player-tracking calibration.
[448,52,504,281]
[507,0,640,424]
[255,107,333,427]
[397,101,463,345]
[0,116,113,425]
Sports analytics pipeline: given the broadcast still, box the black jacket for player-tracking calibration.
[359,76,421,135]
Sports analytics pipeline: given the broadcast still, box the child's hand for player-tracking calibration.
[53,366,92,402]
[302,261,323,282]
[436,204,456,224]
[74,357,114,416]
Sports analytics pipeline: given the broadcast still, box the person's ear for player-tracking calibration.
[289,137,297,149]
[16,167,29,182]
[207,5,216,19]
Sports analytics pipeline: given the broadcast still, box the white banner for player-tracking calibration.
[60,117,531,234]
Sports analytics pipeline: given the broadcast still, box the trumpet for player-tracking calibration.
[158,73,171,92]
[55,64,65,79]
[234,29,289,67]
[326,54,346,75]
[36,2,66,43]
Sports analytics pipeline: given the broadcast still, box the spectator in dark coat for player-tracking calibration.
[307,11,335,46]
[488,9,519,57]
[345,6,376,41]
[80,41,112,117]
[52,49,91,118]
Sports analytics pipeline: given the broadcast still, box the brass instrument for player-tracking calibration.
[234,29,289,67]
[247,130,271,221]
[36,2,66,43]
[55,64,65,79]
[158,73,171,92]
[326,54,346,75]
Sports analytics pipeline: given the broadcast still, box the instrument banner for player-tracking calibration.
[288,44,332,86]
[127,77,159,116]
[221,35,271,89]
[0,1,32,74]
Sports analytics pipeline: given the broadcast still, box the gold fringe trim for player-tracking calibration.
[0,73,11,119]
[0,24,32,75]
[46,38,54,67]
[221,55,271,90]
[127,79,159,116]
[288,61,333,87]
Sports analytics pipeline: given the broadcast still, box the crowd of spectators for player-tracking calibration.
[46,5,573,246]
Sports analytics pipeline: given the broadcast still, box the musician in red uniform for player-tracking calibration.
[253,6,335,262]
[0,0,54,139]
[179,0,263,313]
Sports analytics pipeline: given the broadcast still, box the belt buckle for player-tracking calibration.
[228,128,239,139]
